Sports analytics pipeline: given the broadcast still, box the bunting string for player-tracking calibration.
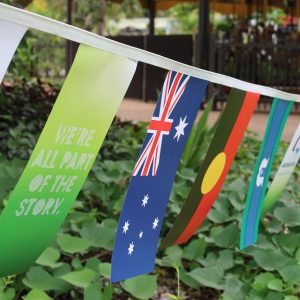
[0,3,299,282]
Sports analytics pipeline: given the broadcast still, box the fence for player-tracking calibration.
[109,35,194,101]
[210,37,300,112]
[32,35,300,112]
[33,42,66,81]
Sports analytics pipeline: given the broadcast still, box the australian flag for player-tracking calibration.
[111,71,208,282]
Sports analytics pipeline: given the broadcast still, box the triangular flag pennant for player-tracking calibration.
[240,99,293,249]
[262,123,300,215]
[0,19,27,83]
[0,44,136,277]
[111,71,208,282]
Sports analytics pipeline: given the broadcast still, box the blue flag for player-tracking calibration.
[111,71,208,282]
[240,99,293,249]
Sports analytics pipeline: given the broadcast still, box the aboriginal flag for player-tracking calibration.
[160,89,260,249]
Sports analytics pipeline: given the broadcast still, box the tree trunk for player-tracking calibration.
[97,0,106,35]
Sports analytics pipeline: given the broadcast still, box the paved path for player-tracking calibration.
[117,99,299,142]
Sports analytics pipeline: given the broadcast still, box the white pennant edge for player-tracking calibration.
[0,19,27,82]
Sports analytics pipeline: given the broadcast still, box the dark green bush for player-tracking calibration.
[0,79,58,158]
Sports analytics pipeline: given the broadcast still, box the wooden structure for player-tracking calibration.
[66,1,300,67]
[32,0,300,108]
[211,0,300,18]
[107,1,300,68]
[112,1,300,17]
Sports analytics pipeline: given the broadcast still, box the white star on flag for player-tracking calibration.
[139,231,143,239]
[174,116,188,142]
[141,194,149,207]
[128,242,134,255]
[123,220,130,234]
[152,217,159,230]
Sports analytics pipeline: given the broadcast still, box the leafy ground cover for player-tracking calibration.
[0,81,299,299]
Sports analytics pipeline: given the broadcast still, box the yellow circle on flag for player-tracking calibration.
[201,152,227,195]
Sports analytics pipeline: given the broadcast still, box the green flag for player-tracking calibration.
[0,44,136,276]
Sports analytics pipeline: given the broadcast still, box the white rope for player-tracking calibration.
[0,3,300,103]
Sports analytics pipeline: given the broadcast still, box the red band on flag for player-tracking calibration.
[175,92,260,245]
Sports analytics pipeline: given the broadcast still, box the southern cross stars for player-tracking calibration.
[152,217,159,230]
[123,220,130,234]
[174,115,188,142]
[124,195,159,256]
[128,242,134,255]
[141,194,149,207]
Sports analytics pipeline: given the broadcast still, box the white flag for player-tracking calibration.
[0,19,27,82]
[262,123,300,214]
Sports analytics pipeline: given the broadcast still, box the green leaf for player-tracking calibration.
[195,98,213,135]
[0,278,4,290]
[273,233,300,256]
[60,268,97,289]
[99,263,111,279]
[180,269,200,289]
[23,267,61,291]
[254,234,277,251]
[252,272,276,292]
[162,246,183,266]
[80,219,116,250]
[265,290,285,300]
[187,267,224,289]
[122,275,157,300]
[253,249,296,271]
[295,247,300,261]
[23,289,52,300]
[0,288,15,300]
[200,250,234,271]
[57,234,92,254]
[36,247,62,268]
[273,206,300,227]
[279,265,300,283]
[51,263,73,292]
[265,218,282,234]
[181,99,213,169]
[86,257,101,272]
[222,276,245,300]
[102,285,113,300]
[182,238,206,261]
[214,223,239,248]
[177,168,196,182]
[284,296,299,300]
[208,200,231,223]
[227,178,247,195]
[84,283,102,300]
[267,279,284,292]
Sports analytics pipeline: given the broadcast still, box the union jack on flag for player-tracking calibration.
[111,71,208,282]
[133,71,190,176]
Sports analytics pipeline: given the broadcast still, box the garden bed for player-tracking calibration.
[0,80,299,300]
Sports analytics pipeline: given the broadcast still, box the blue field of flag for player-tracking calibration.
[111,71,208,282]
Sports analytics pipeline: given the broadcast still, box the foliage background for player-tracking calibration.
[0,80,299,300]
